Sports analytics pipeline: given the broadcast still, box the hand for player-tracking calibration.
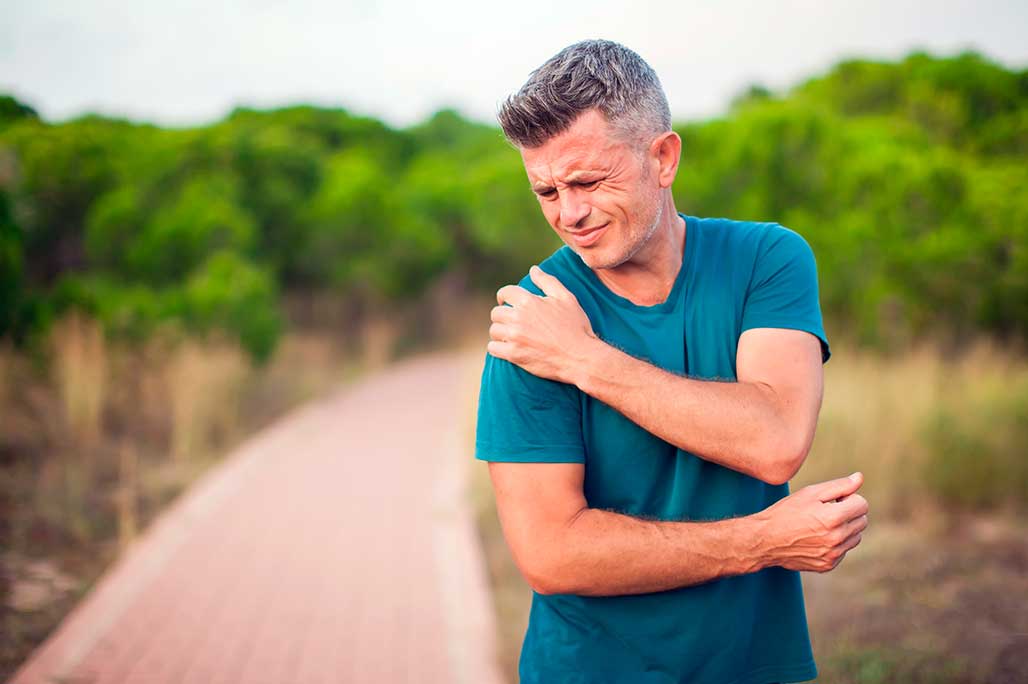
[755,472,869,573]
[487,265,599,385]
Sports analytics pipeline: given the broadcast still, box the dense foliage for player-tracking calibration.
[1,52,1025,359]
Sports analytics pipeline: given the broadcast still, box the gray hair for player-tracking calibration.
[498,39,672,149]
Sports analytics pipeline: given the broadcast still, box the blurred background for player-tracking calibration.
[1,1,1026,682]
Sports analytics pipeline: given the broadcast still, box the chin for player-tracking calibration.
[573,247,622,271]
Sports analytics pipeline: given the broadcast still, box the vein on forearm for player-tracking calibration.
[552,506,765,596]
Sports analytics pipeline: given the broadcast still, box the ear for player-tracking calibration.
[649,130,682,189]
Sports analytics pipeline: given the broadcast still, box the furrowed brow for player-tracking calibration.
[564,169,602,183]
[531,169,601,192]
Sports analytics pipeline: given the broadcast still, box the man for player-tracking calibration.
[474,40,869,684]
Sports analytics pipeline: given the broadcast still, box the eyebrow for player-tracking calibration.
[531,170,603,192]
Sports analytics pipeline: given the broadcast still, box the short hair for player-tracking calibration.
[498,39,672,149]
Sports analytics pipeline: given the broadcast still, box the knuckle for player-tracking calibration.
[819,513,839,532]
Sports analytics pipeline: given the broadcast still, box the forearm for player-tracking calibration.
[530,507,769,597]
[571,338,796,484]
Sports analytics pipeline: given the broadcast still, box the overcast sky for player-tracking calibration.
[2,0,1026,129]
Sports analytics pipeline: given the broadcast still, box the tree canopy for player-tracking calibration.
[1,51,1025,359]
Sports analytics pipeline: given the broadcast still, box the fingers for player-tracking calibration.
[486,339,514,360]
[529,264,573,300]
[496,284,535,307]
[497,266,577,308]
[814,471,863,503]
[840,513,869,539]
[831,493,869,524]
[841,529,863,552]
[822,514,867,571]
[490,305,515,323]
[489,322,513,342]
[816,531,863,573]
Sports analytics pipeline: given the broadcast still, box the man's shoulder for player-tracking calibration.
[515,245,583,296]
[690,214,799,247]
[689,215,813,270]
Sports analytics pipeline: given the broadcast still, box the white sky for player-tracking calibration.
[1,0,1026,129]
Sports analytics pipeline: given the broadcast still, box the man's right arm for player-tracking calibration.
[489,461,868,597]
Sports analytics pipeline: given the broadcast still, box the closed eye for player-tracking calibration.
[533,179,602,199]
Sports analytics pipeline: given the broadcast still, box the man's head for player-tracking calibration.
[498,39,671,150]
[498,40,681,271]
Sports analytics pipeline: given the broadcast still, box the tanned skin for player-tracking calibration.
[485,109,868,596]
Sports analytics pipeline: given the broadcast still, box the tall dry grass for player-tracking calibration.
[798,338,1028,518]
[166,339,249,462]
[0,342,11,414]
[50,312,107,448]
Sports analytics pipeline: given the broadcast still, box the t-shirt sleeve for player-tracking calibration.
[740,225,832,363]
[474,351,586,463]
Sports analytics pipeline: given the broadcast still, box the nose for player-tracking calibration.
[558,188,591,229]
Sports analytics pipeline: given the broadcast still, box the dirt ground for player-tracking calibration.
[803,511,1028,684]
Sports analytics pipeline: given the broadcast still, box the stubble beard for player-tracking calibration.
[592,194,664,271]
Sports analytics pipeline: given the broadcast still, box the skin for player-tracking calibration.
[485,108,869,596]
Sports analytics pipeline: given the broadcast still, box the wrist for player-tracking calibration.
[569,334,612,392]
[743,511,776,572]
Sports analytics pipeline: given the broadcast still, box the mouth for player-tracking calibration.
[568,222,608,247]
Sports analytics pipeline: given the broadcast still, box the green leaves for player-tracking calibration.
[680,53,1028,348]
[1,51,1027,359]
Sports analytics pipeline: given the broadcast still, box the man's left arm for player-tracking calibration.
[571,327,823,485]
[488,231,828,486]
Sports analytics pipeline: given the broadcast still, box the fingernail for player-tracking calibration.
[850,472,861,481]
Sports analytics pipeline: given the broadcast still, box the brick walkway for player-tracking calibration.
[11,351,504,684]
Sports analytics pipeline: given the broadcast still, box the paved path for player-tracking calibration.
[11,351,503,684]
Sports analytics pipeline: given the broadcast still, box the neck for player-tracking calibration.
[593,195,686,306]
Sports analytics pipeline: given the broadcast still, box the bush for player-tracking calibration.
[180,251,281,363]
[922,377,1028,510]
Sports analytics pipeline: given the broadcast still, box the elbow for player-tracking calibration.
[518,510,589,596]
[758,433,811,486]
[524,569,562,596]
[516,551,554,594]
[521,555,575,596]
[761,462,797,487]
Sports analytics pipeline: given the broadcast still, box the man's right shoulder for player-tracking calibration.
[476,245,587,465]
[515,245,586,297]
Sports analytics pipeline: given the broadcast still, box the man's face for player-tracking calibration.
[520,109,663,271]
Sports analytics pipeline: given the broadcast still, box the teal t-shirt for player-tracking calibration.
[475,214,830,684]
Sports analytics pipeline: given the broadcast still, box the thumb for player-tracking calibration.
[813,472,863,503]
[529,264,571,299]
